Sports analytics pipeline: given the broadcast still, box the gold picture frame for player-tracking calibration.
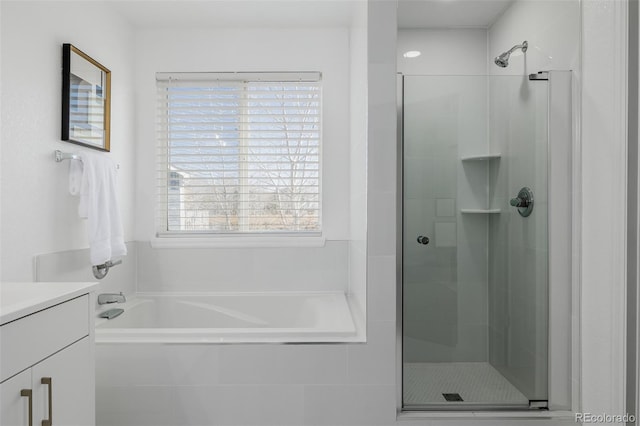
[61,43,111,151]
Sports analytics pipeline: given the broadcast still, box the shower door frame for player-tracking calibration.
[395,71,576,414]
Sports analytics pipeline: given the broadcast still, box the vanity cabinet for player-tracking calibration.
[0,286,96,426]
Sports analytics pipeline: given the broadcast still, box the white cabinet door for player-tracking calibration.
[32,338,94,426]
[0,369,32,426]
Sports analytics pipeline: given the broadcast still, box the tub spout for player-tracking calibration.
[98,292,126,305]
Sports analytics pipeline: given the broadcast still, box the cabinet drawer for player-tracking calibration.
[0,295,89,382]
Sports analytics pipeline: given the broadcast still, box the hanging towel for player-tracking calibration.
[68,151,127,265]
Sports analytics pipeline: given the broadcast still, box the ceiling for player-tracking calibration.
[397,0,514,29]
[107,0,359,29]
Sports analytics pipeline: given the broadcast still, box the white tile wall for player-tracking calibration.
[96,386,177,426]
[436,199,455,217]
[174,385,306,426]
[402,73,489,363]
[302,384,397,425]
[135,241,349,293]
[349,0,368,328]
[434,222,457,247]
[398,29,488,76]
[217,345,348,385]
[488,0,580,76]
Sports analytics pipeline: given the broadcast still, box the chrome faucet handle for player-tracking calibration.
[510,187,534,217]
[510,197,528,208]
[92,259,123,279]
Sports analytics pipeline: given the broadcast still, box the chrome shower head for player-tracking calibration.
[494,53,510,68]
[494,40,528,68]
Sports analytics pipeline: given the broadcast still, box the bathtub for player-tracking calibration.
[95,292,357,343]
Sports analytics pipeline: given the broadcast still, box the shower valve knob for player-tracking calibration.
[417,236,430,245]
[510,197,529,208]
[510,187,534,217]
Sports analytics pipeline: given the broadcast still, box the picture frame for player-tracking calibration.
[61,43,111,151]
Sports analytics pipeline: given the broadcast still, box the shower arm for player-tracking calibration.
[504,41,528,56]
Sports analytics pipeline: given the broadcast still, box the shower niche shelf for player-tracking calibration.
[460,153,501,161]
[460,209,501,214]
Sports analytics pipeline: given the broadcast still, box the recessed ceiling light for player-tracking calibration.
[403,50,421,59]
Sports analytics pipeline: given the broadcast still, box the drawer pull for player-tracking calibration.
[41,377,52,426]
[20,389,32,426]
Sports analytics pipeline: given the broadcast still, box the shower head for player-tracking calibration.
[494,40,528,68]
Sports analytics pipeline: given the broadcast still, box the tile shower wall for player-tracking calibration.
[403,75,489,363]
[488,0,580,77]
[398,30,490,364]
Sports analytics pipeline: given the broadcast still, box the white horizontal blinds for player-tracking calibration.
[157,73,321,234]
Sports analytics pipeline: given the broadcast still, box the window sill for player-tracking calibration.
[150,234,326,249]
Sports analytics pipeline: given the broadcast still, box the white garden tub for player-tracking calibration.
[95,292,357,343]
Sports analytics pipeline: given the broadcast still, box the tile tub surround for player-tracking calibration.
[95,321,397,426]
[135,241,349,293]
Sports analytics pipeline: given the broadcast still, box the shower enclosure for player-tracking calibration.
[399,71,572,410]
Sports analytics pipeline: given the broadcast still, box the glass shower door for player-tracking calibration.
[487,75,549,403]
[401,74,549,409]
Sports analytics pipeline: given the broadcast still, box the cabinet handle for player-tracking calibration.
[41,377,52,426]
[20,389,32,426]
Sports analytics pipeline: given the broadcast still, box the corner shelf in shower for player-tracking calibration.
[460,153,502,161]
[460,209,502,214]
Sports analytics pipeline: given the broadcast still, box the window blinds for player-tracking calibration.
[156,72,322,234]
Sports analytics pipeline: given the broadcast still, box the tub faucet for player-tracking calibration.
[98,292,126,305]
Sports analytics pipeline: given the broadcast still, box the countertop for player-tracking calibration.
[0,282,99,325]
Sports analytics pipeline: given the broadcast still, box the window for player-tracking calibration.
[156,72,322,235]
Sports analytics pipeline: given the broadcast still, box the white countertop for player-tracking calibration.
[0,282,99,324]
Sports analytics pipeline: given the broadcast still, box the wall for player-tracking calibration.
[488,0,581,76]
[0,1,136,281]
[397,29,490,363]
[580,0,628,418]
[397,29,488,76]
[135,241,348,292]
[134,27,350,242]
[132,26,353,293]
[34,242,137,307]
[348,1,368,320]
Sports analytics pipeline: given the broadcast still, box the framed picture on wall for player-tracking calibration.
[61,43,111,151]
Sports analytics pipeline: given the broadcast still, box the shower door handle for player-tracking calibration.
[416,236,430,245]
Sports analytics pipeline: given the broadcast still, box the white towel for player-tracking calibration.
[68,151,127,265]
